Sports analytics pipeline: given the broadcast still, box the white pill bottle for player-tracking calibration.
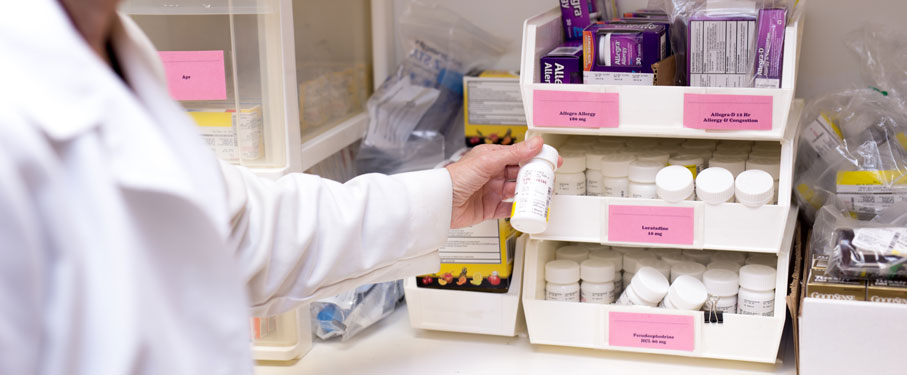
[511,145,560,234]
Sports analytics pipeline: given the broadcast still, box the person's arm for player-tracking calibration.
[227,137,548,316]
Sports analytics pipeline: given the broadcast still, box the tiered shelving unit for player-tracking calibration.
[517,6,805,364]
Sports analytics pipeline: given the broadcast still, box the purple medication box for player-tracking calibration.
[687,14,757,87]
[561,0,598,40]
[582,22,667,73]
[754,8,787,88]
[540,42,584,84]
[612,17,672,55]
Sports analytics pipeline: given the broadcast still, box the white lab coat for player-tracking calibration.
[0,1,451,373]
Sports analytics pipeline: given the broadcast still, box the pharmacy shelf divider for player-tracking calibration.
[403,235,527,337]
[522,207,796,363]
[519,7,804,140]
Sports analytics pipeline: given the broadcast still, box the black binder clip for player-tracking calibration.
[703,296,724,324]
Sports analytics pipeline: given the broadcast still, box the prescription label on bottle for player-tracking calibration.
[159,50,228,101]
[609,312,695,351]
[683,93,772,131]
[607,205,695,245]
[532,90,619,128]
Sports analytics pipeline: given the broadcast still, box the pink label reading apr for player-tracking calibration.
[158,50,227,101]
[533,90,619,128]
[683,93,773,130]
[609,312,695,351]
[608,205,694,245]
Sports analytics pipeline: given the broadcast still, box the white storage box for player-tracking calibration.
[521,207,796,363]
[519,7,804,140]
[251,306,313,361]
[799,298,907,374]
[524,101,801,253]
[403,235,526,336]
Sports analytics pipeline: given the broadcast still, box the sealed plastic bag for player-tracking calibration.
[794,24,907,222]
[310,280,405,341]
[357,1,504,174]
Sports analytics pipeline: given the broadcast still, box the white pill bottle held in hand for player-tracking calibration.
[511,145,559,234]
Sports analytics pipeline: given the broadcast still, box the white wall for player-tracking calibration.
[385,0,907,99]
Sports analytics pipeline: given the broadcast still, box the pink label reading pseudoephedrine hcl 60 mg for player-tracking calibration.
[609,311,695,351]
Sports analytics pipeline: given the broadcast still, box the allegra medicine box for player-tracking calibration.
[753,8,787,88]
[540,41,583,84]
[416,218,519,293]
[463,71,527,147]
[688,14,757,87]
[560,0,599,40]
[582,22,668,85]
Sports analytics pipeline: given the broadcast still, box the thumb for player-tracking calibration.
[494,136,544,167]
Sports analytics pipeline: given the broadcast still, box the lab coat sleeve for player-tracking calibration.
[220,162,452,316]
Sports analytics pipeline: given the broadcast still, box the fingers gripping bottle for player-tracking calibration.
[511,145,559,234]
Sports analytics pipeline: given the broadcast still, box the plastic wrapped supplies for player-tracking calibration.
[310,280,405,341]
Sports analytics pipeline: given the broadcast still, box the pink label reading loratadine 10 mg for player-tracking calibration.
[532,90,619,128]
[609,311,695,351]
[608,205,694,245]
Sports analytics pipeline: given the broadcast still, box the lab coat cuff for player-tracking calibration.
[393,168,452,253]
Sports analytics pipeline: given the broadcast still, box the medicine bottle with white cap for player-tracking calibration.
[580,259,616,304]
[702,269,739,313]
[546,260,580,302]
[601,154,635,198]
[655,165,695,202]
[616,266,669,306]
[735,170,775,208]
[511,145,559,234]
[659,275,708,311]
[555,152,586,195]
[696,167,735,204]
[737,264,776,316]
[628,160,663,199]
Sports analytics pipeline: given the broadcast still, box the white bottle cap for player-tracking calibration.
[702,269,739,297]
[556,245,590,263]
[745,254,776,267]
[637,257,671,279]
[708,155,747,177]
[623,251,657,273]
[655,165,694,202]
[668,154,704,168]
[600,154,635,177]
[628,160,663,183]
[707,260,741,273]
[738,264,776,291]
[545,260,580,284]
[559,152,586,174]
[636,150,671,165]
[666,275,708,310]
[670,261,706,283]
[745,158,780,180]
[696,167,735,204]
[530,144,560,172]
[661,252,694,266]
[735,170,774,207]
[585,151,608,170]
[711,251,746,265]
[630,266,670,304]
[682,249,713,265]
[581,259,616,283]
[588,249,623,270]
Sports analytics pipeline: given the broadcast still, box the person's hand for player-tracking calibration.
[445,137,561,229]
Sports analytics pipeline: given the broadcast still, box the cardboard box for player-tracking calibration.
[581,22,670,86]
[560,0,598,40]
[463,71,527,147]
[688,15,757,87]
[416,218,519,293]
[805,266,867,301]
[867,279,907,304]
[540,41,584,84]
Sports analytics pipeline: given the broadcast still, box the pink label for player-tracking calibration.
[158,50,227,101]
[683,93,773,130]
[533,90,619,128]
[608,205,694,245]
[609,312,695,351]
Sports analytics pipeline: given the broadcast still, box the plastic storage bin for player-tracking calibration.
[250,306,313,362]
[524,101,802,253]
[403,235,527,337]
[121,0,301,178]
[519,7,804,140]
[521,207,796,363]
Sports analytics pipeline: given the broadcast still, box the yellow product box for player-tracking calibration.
[463,71,527,148]
[187,104,263,164]
[805,267,867,301]
[417,218,519,293]
[867,279,907,305]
